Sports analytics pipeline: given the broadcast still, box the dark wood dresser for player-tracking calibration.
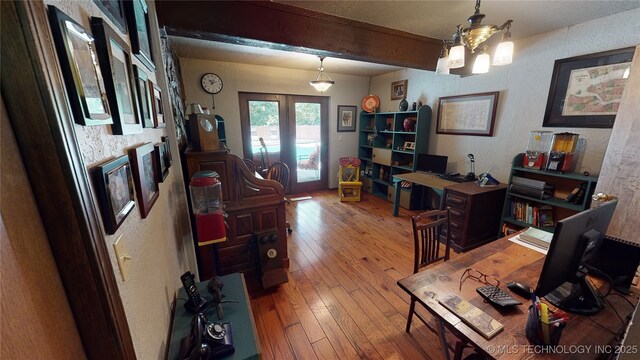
[441,182,507,252]
[182,149,288,279]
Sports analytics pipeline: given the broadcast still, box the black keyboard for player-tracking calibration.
[476,285,522,307]
[437,174,469,183]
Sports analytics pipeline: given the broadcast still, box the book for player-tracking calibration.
[438,294,504,339]
[519,227,554,249]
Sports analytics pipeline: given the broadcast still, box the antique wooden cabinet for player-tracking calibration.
[183,149,288,279]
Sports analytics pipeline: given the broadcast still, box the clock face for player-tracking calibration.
[201,73,223,94]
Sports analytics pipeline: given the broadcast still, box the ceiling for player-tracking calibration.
[169,0,640,77]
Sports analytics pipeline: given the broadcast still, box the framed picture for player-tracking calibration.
[150,81,166,128]
[133,65,154,128]
[154,142,169,182]
[403,141,415,150]
[337,105,357,132]
[92,155,135,234]
[93,0,127,34]
[91,17,142,135]
[436,91,499,136]
[48,6,112,126]
[391,79,408,100]
[129,143,159,218]
[542,47,635,128]
[124,0,155,72]
[161,136,172,167]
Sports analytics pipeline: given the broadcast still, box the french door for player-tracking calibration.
[239,92,329,194]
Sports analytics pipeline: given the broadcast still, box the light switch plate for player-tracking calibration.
[113,234,130,282]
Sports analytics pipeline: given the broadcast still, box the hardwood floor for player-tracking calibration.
[248,190,461,360]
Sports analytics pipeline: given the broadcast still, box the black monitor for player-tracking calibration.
[416,154,448,174]
[535,200,618,315]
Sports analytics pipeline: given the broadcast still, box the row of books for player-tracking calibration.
[509,200,554,227]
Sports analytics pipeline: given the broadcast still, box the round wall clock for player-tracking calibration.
[201,73,223,94]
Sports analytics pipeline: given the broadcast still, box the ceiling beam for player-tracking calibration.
[156,1,442,71]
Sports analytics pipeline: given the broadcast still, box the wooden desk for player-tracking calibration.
[167,273,260,360]
[397,235,638,359]
[392,172,456,216]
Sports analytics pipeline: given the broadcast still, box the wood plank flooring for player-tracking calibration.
[248,190,462,360]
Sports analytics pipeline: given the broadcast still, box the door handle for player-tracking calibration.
[592,192,617,202]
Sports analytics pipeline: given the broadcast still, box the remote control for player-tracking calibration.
[507,282,532,298]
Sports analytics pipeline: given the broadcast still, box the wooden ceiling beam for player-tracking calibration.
[155,1,442,71]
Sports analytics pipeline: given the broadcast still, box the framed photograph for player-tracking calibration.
[93,0,127,34]
[48,6,112,126]
[92,155,135,234]
[337,105,357,132]
[154,142,169,182]
[542,47,635,128]
[91,17,142,135]
[150,81,166,128]
[391,79,408,100]
[161,136,172,168]
[129,143,159,218]
[436,91,499,136]
[133,65,154,128]
[403,141,415,150]
[124,0,155,72]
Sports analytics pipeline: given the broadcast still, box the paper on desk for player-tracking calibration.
[509,235,549,255]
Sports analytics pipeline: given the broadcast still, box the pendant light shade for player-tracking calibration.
[493,23,513,66]
[309,56,334,92]
[472,50,490,74]
[435,43,450,75]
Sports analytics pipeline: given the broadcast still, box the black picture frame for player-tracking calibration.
[542,47,635,128]
[129,142,159,218]
[154,142,169,182]
[92,155,135,234]
[48,6,112,126]
[133,65,154,128]
[150,81,166,128]
[93,0,127,34]
[161,135,173,168]
[91,17,142,135]
[337,105,357,132]
[124,0,155,72]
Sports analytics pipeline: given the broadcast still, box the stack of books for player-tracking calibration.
[519,227,554,251]
[510,176,555,199]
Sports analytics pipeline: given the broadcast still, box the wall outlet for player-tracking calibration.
[113,234,131,282]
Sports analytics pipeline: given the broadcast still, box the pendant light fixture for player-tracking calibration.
[472,45,490,74]
[309,56,334,92]
[435,41,451,75]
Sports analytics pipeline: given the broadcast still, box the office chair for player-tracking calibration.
[266,162,293,234]
[405,208,463,360]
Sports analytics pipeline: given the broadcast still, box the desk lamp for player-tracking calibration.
[466,154,476,180]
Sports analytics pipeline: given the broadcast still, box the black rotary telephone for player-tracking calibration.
[179,313,235,360]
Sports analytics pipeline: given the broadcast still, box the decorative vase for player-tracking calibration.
[403,118,415,132]
[399,97,408,111]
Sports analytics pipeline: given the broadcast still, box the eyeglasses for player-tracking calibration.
[459,268,500,291]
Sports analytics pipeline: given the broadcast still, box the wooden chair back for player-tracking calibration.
[411,208,451,274]
[266,161,290,193]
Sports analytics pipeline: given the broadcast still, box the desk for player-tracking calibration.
[397,235,638,359]
[168,273,260,360]
[392,172,457,216]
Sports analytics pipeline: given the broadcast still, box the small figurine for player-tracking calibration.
[417,101,423,110]
[412,102,417,111]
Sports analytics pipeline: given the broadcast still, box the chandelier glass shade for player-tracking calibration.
[309,56,334,92]
[440,0,513,73]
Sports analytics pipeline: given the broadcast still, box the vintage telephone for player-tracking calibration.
[179,313,235,360]
[476,173,500,187]
[181,271,208,313]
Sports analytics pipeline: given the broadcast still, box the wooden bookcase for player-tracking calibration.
[358,106,432,209]
[500,153,598,234]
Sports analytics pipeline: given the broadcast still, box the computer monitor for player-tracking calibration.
[416,154,448,174]
[535,200,618,315]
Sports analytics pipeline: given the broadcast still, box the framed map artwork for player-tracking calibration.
[542,47,635,128]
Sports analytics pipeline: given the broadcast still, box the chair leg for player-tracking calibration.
[405,297,416,332]
[437,319,452,360]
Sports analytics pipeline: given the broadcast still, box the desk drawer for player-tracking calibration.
[448,207,465,220]
[445,191,467,208]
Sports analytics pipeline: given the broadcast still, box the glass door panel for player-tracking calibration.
[248,100,281,171]
[294,102,321,183]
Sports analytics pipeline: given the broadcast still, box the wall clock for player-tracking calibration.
[201,73,222,109]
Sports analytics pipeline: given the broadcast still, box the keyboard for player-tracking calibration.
[437,174,470,183]
[476,285,522,307]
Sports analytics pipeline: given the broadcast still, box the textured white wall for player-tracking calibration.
[371,8,640,182]
[44,1,196,359]
[180,58,371,188]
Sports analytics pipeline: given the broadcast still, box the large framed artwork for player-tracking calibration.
[93,0,127,34]
[124,0,155,72]
[542,47,635,128]
[91,17,142,135]
[437,92,499,136]
[129,143,159,218]
[133,65,154,128]
[48,6,112,126]
[337,105,357,132]
[92,155,135,234]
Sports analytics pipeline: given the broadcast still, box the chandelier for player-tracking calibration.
[309,56,335,92]
[436,0,513,75]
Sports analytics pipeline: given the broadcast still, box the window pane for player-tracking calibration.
[248,101,280,162]
[295,103,321,183]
